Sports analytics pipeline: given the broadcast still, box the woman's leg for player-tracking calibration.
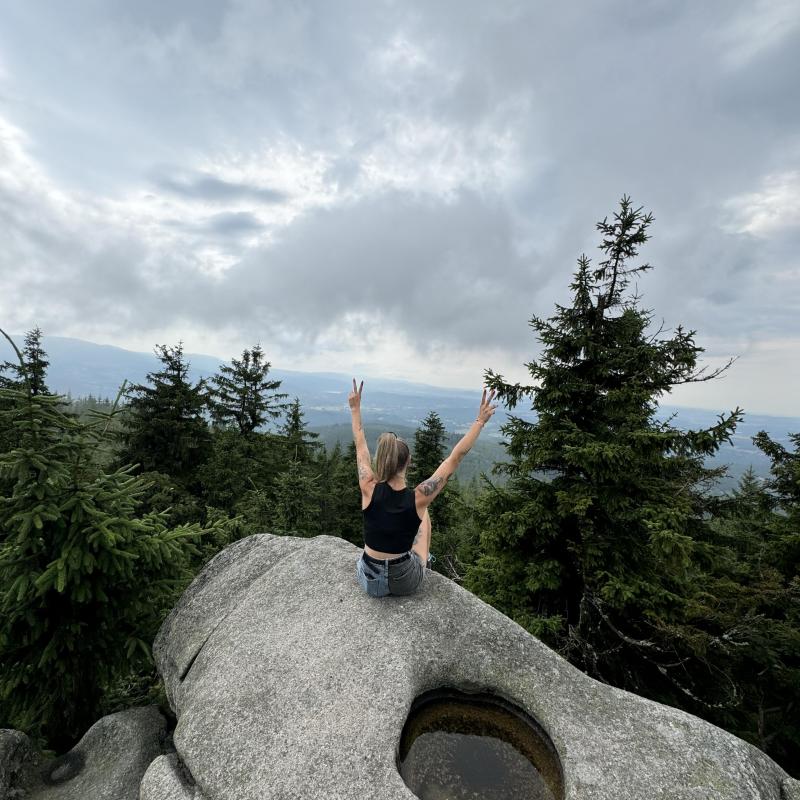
[411,509,432,565]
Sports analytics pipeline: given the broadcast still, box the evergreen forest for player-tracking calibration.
[0,198,797,776]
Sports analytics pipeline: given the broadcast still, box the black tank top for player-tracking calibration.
[363,482,422,553]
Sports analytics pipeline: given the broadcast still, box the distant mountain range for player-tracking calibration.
[4,334,798,491]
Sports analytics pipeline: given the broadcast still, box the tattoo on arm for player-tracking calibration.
[357,457,372,481]
[413,528,422,545]
[418,475,446,497]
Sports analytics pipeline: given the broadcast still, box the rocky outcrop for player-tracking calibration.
[3,534,798,799]
[0,706,166,800]
[142,533,794,800]
[0,730,36,799]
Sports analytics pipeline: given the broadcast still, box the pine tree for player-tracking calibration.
[410,411,448,484]
[693,466,800,771]
[467,197,742,701]
[319,441,362,545]
[207,344,286,435]
[753,430,800,565]
[0,329,225,749]
[198,428,284,515]
[410,411,460,574]
[1,328,53,457]
[0,327,50,396]
[114,342,212,490]
[279,397,321,463]
[271,459,322,535]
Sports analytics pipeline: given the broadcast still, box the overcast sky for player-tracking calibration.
[0,1,798,415]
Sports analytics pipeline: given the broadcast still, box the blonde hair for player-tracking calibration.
[374,432,410,482]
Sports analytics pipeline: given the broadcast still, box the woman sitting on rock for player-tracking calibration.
[349,379,497,597]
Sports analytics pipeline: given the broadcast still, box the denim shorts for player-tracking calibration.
[356,551,425,597]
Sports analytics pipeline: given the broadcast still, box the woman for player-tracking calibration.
[349,378,497,597]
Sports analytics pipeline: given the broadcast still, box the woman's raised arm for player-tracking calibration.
[349,378,376,492]
[415,388,497,508]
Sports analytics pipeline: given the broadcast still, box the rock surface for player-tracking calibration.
[0,729,36,799]
[143,533,793,800]
[1,706,166,800]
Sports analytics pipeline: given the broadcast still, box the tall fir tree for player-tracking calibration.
[410,411,460,574]
[0,327,50,396]
[0,329,225,749]
[410,411,448,484]
[114,342,212,490]
[207,344,286,435]
[693,466,800,772]
[1,327,53,457]
[753,430,800,573]
[467,197,742,704]
[319,441,363,545]
[279,397,321,463]
[198,428,285,516]
[271,459,322,535]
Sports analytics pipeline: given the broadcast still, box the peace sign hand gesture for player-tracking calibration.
[349,378,364,411]
[477,388,498,424]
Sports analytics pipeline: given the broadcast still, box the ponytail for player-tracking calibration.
[374,432,410,482]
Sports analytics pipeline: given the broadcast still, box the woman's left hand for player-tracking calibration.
[349,378,364,411]
[477,388,498,424]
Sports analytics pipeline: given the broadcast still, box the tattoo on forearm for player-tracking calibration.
[418,476,446,497]
[413,529,421,544]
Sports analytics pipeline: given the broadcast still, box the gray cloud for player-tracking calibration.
[163,210,266,237]
[154,171,287,204]
[0,0,797,410]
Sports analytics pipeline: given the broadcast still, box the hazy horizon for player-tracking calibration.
[5,331,799,423]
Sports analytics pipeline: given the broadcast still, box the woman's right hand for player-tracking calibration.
[349,378,364,411]
[477,388,497,424]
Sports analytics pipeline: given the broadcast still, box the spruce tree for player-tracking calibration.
[410,411,459,573]
[0,327,50,396]
[694,466,800,772]
[114,342,212,490]
[319,441,362,545]
[279,397,321,463]
[271,459,322,535]
[207,344,286,435]
[1,327,52,457]
[198,428,285,516]
[0,329,224,749]
[467,197,742,700]
[410,411,448,484]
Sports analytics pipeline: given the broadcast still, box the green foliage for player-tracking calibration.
[114,342,212,491]
[0,327,50,396]
[197,429,284,516]
[206,344,286,435]
[271,458,323,535]
[1,327,53,457]
[691,467,800,770]
[0,364,227,749]
[468,197,742,702]
[319,441,362,545]
[280,397,321,463]
[410,411,462,576]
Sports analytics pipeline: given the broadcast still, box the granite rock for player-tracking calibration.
[0,729,36,799]
[143,533,793,800]
[5,706,166,800]
[782,777,800,800]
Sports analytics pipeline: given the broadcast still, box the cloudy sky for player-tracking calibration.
[0,1,798,415]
